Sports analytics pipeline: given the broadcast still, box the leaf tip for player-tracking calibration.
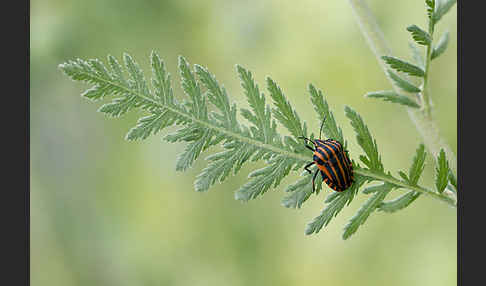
[122,52,132,61]
[235,64,244,72]
[304,224,316,236]
[57,63,67,73]
[178,55,189,67]
[406,24,416,31]
[234,190,249,202]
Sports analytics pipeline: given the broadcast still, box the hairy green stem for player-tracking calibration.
[421,20,434,116]
[347,0,457,176]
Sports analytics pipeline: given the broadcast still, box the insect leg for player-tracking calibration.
[304,161,315,174]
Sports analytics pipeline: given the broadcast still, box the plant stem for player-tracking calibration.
[347,0,457,176]
[355,168,456,207]
[421,19,434,116]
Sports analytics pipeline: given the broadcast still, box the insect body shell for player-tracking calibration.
[313,139,354,192]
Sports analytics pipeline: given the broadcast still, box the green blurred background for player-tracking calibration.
[30,0,457,285]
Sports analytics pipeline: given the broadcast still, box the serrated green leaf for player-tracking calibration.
[342,183,393,239]
[237,65,275,144]
[387,70,421,93]
[267,77,305,139]
[178,56,207,120]
[449,170,457,190]
[378,191,420,213]
[408,144,427,185]
[151,51,175,106]
[407,25,432,46]
[98,95,138,117]
[235,156,297,201]
[345,107,383,172]
[124,53,150,97]
[308,84,345,143]
[398,171,409,182]
[195,64,237,130]
[362,183,386,194]
[60,50,457,241]
[446,184,456,194]
[305,175,365,235]
[365,91,420,108]
[108,54,128,86]
[324,191,341,203]
[426,0,435,19]
[435,149,449,193]
[382,56,425,77]
[126,112,172,140]
[175,129,213,172]
[281,170,323,209]
[282,186,312,209]
[194,141,254,192]
[431,31,449,60]
[60,58,129,102]
[433,0,456,23]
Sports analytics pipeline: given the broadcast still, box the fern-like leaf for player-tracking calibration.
[407,25,432,46]
[387,70,421,93]
[426,0,435,20]
[448,170,457,190]
[408,144,427,186]
[235,155,297,201]
[435,149,450,193]
[282,169,323,209]
[305,174,365,235]
[382,56,425,77]
[235,76,309,201]
[342,182,394,239]
[237,65,275,144]
[378,191,421,213]
[398,171,409,182]
[339,106,418,238]
[365,90,420,108]
[60,51,456,241]
[432,0,456,23]
[345,106,384,172]
[378,144,426,212]
[431,31,449,60]
[309,84,345,143]
[267,77,306,139]
[304,101,377,236]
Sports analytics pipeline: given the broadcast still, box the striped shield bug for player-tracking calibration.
[299,116,354,192]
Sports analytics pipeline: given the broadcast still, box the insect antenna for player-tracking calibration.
[298,136,316,151]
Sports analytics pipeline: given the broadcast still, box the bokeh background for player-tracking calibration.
[30,0,457,285]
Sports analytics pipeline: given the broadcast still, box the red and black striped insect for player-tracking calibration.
[299,117,354,192]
